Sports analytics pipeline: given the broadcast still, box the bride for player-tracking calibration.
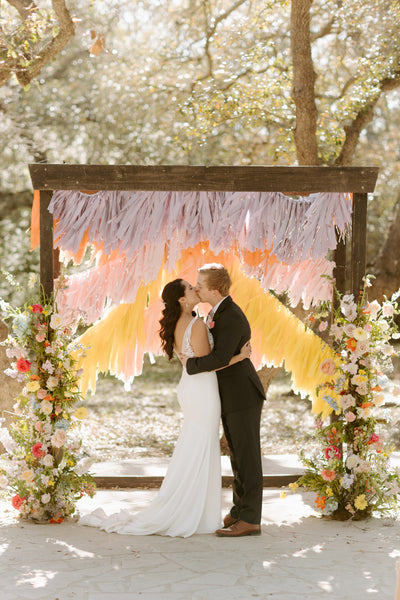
[80,278,250,537]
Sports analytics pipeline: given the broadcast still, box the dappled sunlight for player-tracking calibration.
[17,569,56,588]
[46,537,96,558]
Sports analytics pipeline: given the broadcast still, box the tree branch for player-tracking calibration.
[290,0,319,165]
[1,0,75,88]
[6,0,37,20]
[336,70,400,166]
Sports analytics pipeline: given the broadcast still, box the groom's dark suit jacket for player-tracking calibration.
[186,296,265,414]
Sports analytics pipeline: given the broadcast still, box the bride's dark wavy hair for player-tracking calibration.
[159,278,185,360]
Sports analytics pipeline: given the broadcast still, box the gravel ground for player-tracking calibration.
[79,354,400,461]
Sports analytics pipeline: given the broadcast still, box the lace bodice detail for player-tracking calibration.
[180,317,214,359]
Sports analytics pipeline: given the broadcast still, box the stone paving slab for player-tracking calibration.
[1,487,400,600]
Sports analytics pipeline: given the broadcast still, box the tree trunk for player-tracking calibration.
[290,0,319,165]
[370,196,400,300]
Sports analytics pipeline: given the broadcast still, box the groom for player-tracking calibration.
[185,264,265,537]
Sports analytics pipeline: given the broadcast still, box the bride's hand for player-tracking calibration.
[239,341,251,360]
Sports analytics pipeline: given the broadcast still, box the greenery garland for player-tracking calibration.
[0,274,95,523]
[291,277,400,520]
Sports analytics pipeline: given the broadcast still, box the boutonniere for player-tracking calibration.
[209,320,215,329]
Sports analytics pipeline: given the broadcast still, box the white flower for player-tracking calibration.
[41,474,50,485]
[50,313,64,329]
[382,303,395,317]
[355,459,371,473]
[344,324,356,337]
[353,327,369,341]
[22,469,35,485]
[343,362,358,375]
[41,454,54,467]
[51,429,67,449]
[355,340,369,356]
[75,457,96,476]
[0,475,9,488]
[381,343,394,356]
[41,493,51,504]
[346,455,359,469]
[341,474,354,489]
[378,320,390,332]
[341,394,356,409]
[0,427,17,453]
[367,300,381,319]
[46,375,59,390]
[40,400,53,415]
[330,324,343,340]
[356,384,369,396]
[42,360,54,374]
[28,273,38,289]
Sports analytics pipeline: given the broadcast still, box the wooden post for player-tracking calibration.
[350,193,368,299]
[333,235,347,307]
[39,190,54,300]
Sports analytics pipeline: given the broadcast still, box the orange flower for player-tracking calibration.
[30,374,41,380]
[49,516,63,524]
[315,495,326,510]
[371,385,383,392]
[43,341,51,347]
[44,395,54,402]
[361,402,373,409]
[346,338,357,352]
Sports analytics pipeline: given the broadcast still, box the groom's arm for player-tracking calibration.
[186,314,247,375]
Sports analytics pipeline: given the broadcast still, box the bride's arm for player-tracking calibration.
[215,341,251,371]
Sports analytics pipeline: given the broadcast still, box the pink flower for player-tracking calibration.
[31,304,43,313]
[209,320,215,329]
[368,433,380,445]
[318,321,328,332]
[37,388,47,400]
[11,494,25,510]
[321,469,336,481]
[382,303,394,317]
[35,421,43,432]
[345,411,356,422]
[15,358,31,373]
[320,359,336,376]
[36,333,46,342]
[324,446,341,460]
[32,442,44,459]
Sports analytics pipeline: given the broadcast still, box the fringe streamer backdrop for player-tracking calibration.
[31,190,351,417]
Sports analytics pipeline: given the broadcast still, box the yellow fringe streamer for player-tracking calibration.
[74,244,336,419]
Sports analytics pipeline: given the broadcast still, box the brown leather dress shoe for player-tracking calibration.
[216,520,261,537]
[223,513,238,528]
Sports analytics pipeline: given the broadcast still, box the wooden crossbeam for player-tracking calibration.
[29,164,379,193]
[93,474,300,489]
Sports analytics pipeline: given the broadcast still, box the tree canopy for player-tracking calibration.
[1,0,400,299]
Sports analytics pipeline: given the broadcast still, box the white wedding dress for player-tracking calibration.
[79,317,222,537]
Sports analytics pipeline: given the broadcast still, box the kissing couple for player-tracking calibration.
[80,264,265,537]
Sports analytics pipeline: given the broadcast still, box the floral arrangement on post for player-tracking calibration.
[293,277,400,520]
[0,274,95,523]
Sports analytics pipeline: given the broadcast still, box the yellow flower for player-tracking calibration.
[67,459,75,467]
[73,407,88,420]
[354,494,368,511]
[26,381,40,392]
[325,487,333,497]
[280,491,287,499]
[289,482,299,492]
[48,480,54,487]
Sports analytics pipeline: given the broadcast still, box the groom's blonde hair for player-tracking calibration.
[199,264,231,296]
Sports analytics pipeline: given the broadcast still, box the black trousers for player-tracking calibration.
[222,403,263,524]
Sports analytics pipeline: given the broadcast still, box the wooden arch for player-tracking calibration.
[28,164,378,487]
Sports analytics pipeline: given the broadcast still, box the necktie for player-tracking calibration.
[206,309,214,326]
